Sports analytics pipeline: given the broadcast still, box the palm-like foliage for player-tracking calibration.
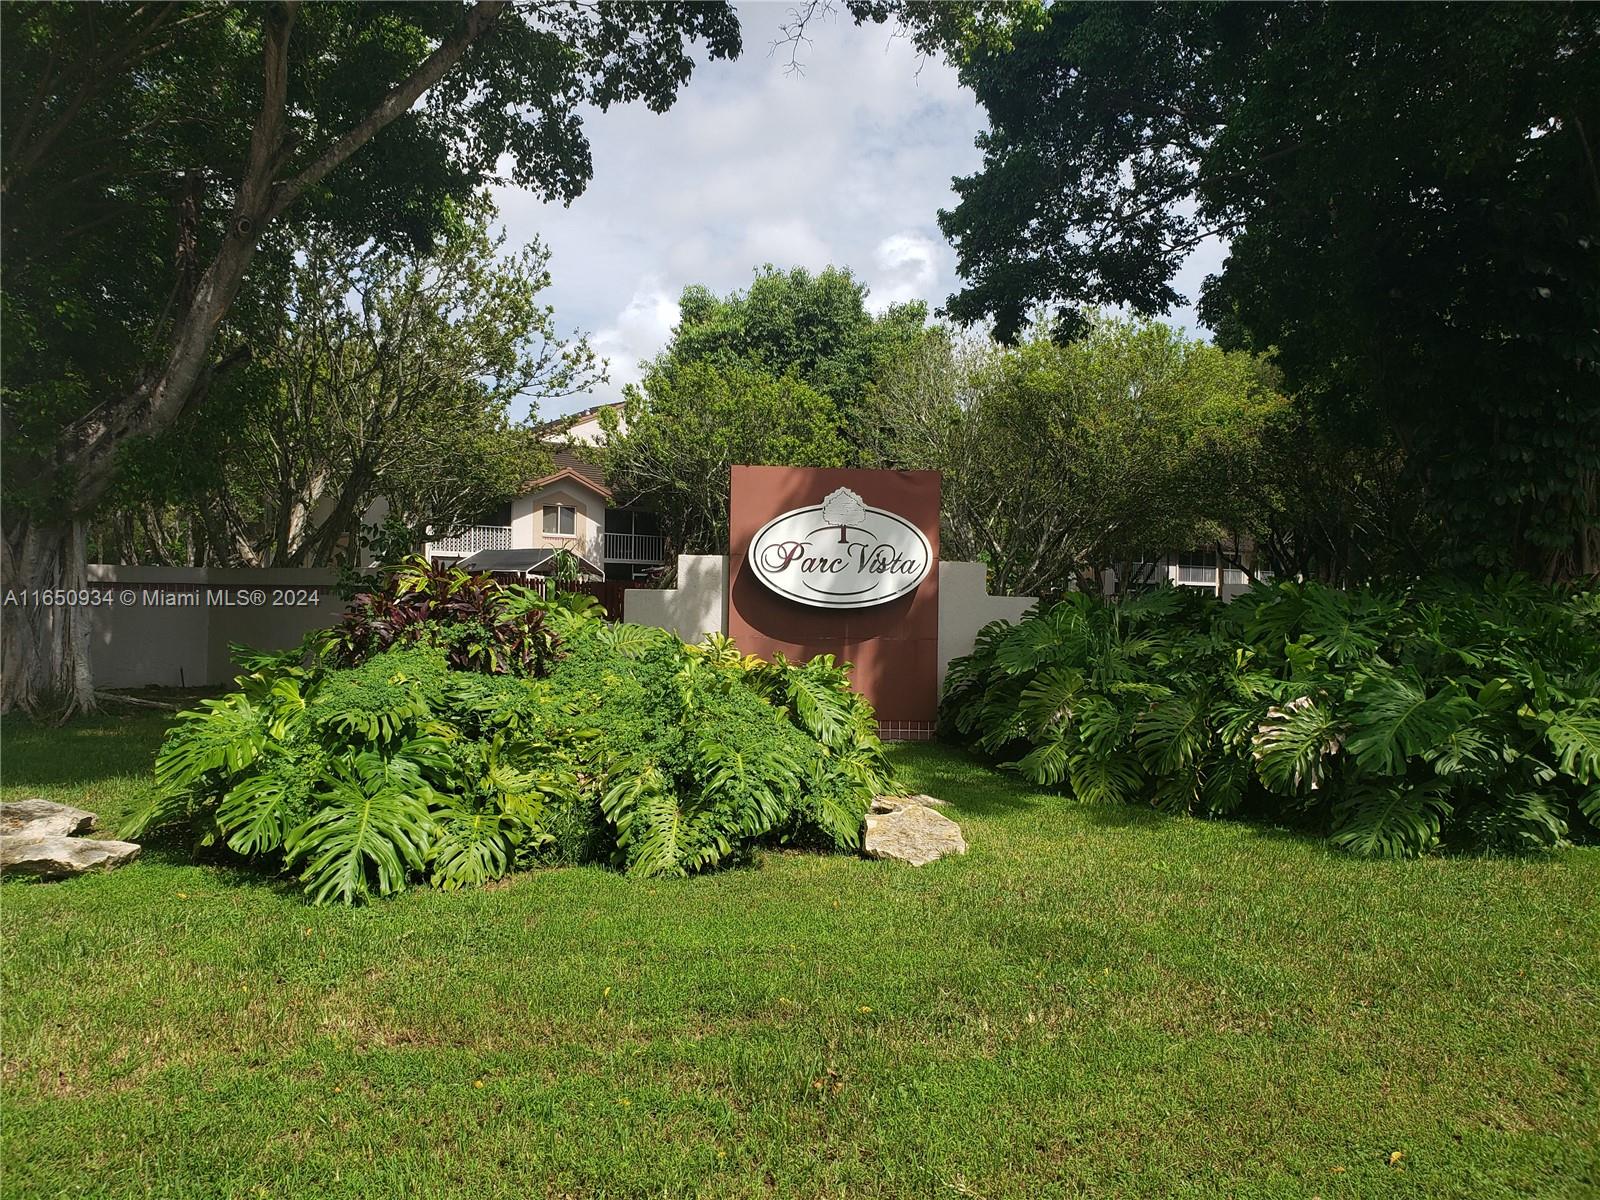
[152,694,275,792]
[217,758,318,857]
[428,804,526,892]
[1344,671,1472,776]
[138,592,902,900]
[943,578,1600,857]
[285,754,435,905]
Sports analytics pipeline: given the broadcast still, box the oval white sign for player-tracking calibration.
[747,487,933,608]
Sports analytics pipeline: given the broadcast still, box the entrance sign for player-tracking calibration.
[728,466,942,737]
[747,487,933,608]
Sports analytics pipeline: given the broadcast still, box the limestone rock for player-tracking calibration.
[868,793,949,814]
[0,798,96,839]
[863,803,967,867]
[0,836,141,879]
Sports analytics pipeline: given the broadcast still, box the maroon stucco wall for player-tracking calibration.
[727,466,941,731]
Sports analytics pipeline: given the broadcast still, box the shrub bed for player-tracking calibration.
[942,578,1600,857]
[129,561,900,903]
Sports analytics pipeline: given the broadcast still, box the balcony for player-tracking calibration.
[430,524,511,556]
[1175,563,1218,587]
[604,531,665,564]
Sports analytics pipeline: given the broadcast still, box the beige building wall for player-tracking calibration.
[562,402,625,446]
[511,484,606,572]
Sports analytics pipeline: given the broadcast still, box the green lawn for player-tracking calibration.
[3,713,1597,1199]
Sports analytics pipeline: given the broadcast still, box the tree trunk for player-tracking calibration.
[1,514,96,715]
[1,2,508,714]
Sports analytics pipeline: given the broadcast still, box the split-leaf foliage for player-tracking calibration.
[942,580,1600,857]
[129,561,899,903]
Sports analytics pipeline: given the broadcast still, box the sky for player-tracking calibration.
[492,4,1225,423]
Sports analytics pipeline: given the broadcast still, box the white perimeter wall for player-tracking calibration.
[624,555,729,644]
[85,566,345,689]
[935,561,1038,691]
[624,555,1037,697]
[87,556,1038,696]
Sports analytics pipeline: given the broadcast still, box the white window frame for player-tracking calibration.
[542,504,576,537]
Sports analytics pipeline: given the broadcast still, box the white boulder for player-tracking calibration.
[863,802,967,867]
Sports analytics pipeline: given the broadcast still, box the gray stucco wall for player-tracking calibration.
[86,565,344,689]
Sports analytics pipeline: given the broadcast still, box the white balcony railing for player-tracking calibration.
[430,524,512,556]
[604,531,665,563]
[1175,563,1219,587]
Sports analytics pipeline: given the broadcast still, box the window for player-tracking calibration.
[605,508,660,536]
[1175,549,1218,588]
[542,504,576,536]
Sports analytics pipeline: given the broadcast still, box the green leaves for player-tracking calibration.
[602,764,686,879]
[1134,692,1211,777]
[875,2,1600,578]
[1541,702,1600,785]
[603,356,851,558]
[429,805,532,893]
[141,604,903,901]
[1019,667,1083,739]
[1330,781,1451,860]
[285,755,433,906]
[594,622,668,661]
[942,579,1600,859]
[781,668,852,750]
[1011,737,1071,787]
[1252,697,1342,795]
[1345,672,1473,777]
[1067,749,1143,807]
[218,765,314,858]
[154,695,274,793]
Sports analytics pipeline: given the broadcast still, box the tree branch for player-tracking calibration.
[268,0,509,220]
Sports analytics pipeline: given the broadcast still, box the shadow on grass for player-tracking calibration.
[887,740,1047,817]
[905,738,1351,854]
[1052,779,1343,856]
[1,712,171,790]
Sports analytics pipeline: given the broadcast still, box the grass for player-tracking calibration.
[3,712,1597,1199]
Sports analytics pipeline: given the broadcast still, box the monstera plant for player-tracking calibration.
[129,560,903,903]
[943,579,1600,857]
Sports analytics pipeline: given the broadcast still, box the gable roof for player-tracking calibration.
[518,450,612,499]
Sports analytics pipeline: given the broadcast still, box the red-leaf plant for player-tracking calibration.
[323,557,559,677]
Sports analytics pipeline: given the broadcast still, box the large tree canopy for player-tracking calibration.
[660,265,931,436]
[864,315,1283,597]
[599,264,935,559]
[96,199,591,569]
[1,0,739,711]
[3,0,739,515]
[603,361,847,559]
[861,1,1600,580]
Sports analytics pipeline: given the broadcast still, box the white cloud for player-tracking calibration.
[739,218,833,274]
[587,278,681,395]
[492,6,1222,417]
[869,231,940,310]
[493,7,991,416]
